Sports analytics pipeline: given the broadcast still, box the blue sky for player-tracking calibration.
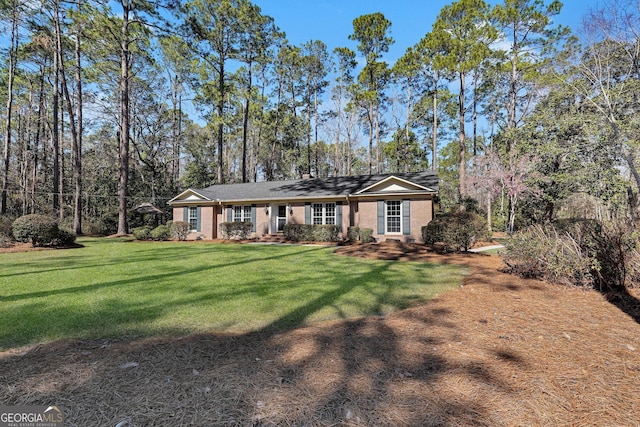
[253,0,601,63]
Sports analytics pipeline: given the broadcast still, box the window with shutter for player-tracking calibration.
[311,203,336,225]
[188,207,198,231]
[385,201,402,234]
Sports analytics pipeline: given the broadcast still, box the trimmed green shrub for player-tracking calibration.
[284,224,313,241]
[171,221,191,241]
[12,214,59,246]
[313,225,340,242]
[133,226,152,241]
[422,211,490,252]
[360,228,374,243]
[283,224,341,242]
[150,225,171,241]
[11,214,76,247]
[220,222,253,240]
[347,226,360,243]
[52,229,77,247]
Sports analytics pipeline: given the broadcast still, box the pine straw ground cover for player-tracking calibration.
[1,241,639,426]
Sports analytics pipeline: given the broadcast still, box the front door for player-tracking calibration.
[277,205,287,232]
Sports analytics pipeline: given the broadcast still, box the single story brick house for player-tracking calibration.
[168,171,438,243]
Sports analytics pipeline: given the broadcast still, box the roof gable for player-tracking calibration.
[355,175,436,195]
[168,189,211,204]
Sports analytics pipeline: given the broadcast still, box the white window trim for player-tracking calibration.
[188,206,198,232]
[385,200,402,235]
[312,202,336,225]
[233,205,252,222]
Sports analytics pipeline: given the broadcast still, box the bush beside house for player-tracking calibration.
[283,224,341,242]
[422,210,489,252]
[133,224,176,241]
[150,225,171,241]
[346,226,375,243]
[171,221,191,241]
[220,222,253,240]
[133,226,152,240]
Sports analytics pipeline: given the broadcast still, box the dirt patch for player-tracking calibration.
[1,241,639,426]
[0,242,52,253]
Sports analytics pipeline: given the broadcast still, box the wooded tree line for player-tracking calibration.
[0,0,637,235]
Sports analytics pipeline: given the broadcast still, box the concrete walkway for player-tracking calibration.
[469,244,504,253]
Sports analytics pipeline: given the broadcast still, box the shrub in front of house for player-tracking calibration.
[220,222,253,240]
[171,221,191,241]
[283,224,313,241]
[133,226,152,240]
[347,226,359,243]
[12,214,76,247]
[422,210,489,252]
[360,228,374,243]
[150,225,171,241]
[313,225,341,242]
[283,224,341,242]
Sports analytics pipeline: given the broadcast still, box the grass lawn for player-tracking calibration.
[0,238,465,350]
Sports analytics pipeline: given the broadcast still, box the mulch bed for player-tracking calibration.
[1,241,639,426]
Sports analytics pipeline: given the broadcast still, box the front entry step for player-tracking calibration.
[260,234,287,243]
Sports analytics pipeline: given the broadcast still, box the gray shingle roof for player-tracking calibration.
[178,171,438,203]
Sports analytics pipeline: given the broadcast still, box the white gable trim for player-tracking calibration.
[168,189,211,204]
[355,175,435,195]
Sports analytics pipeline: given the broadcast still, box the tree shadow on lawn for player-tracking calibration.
[0,245,323,304]
[0,241,257,279]
[0,246,329,348]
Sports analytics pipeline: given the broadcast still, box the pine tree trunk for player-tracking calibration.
[432,72,439,172]
[73,0,83,234]
[458,72,466,200]
[1,3,17,214]
[216,59,225,184]
[241,63,252,183]
[117,1,131,235]
[52,43,60,218]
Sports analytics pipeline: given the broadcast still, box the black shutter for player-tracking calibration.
[251,204,257,232]
[402,200,410,235]
[377,200,385,235]
[305,203,311,224]
[336,201,343,232]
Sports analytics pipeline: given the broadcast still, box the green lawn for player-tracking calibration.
[0,238,466,350]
